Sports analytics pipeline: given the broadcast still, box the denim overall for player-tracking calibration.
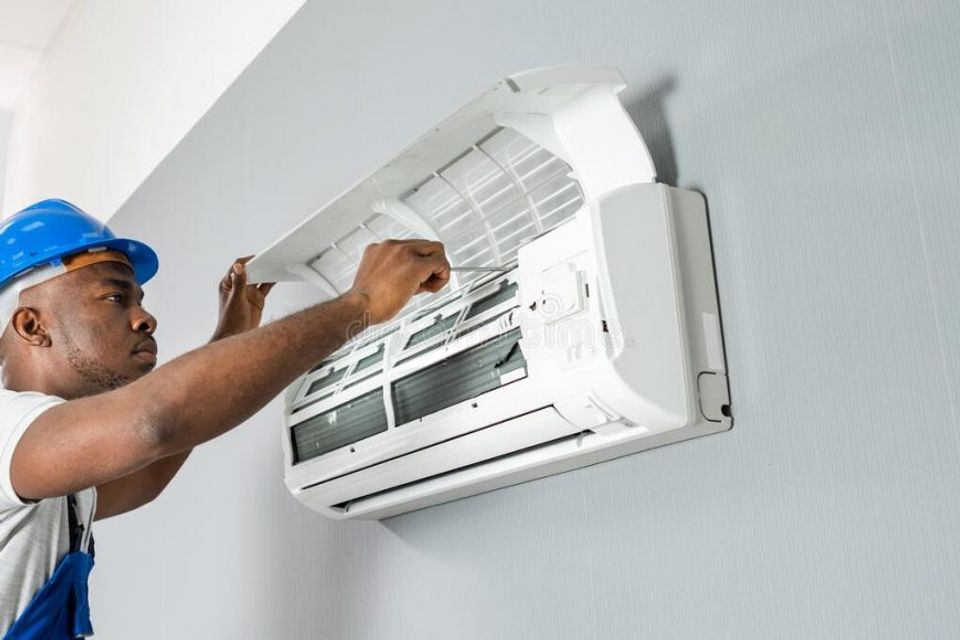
[3,495,95,639]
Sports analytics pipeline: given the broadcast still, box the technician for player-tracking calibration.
[0,198,449,638]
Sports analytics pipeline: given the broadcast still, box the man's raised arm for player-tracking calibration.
[10,239,450,501]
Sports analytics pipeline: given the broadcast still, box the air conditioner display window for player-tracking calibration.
[392,328,526,425]
[464,281,518,320]
[404,313,460,349]
[306,366,349,396]
[291,389,388,463]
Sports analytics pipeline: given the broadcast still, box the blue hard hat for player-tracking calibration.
[0,199,159,290]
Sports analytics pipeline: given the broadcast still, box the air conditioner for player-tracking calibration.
[247,66,732,520]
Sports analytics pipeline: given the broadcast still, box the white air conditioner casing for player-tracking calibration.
[247,66,732,520]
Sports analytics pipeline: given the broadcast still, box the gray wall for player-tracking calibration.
[93,1,960,638]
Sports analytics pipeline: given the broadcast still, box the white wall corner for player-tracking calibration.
[0,109,12,212]
[2,0,307,221]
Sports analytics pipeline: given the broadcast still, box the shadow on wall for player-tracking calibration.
[623,76,679,187]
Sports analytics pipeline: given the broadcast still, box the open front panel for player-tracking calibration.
[247,66,656,292]
[400,129,584,279]
[303,127,584,296]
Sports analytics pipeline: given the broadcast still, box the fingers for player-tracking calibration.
[222,257,258,283]
[220,266,235,292]
[350,238,451,323]
[413,249,450,295]
[224,257,254,280]
[388,240,449,290]
[417,268,449,294]
[370,238,445,255]
[221,260,247,299]
[410,240,445,256]
[231,261,248,288]
[380,238,441,249]
[418,275,447,294]
[257,282,276,297]
[221,256,275,301]
[221,264,245,309]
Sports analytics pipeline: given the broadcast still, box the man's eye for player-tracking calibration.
[105,294,124,303]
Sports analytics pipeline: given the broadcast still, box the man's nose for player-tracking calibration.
[133,308,158,334]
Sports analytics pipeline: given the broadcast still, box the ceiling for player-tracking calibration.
[0,0,75,110]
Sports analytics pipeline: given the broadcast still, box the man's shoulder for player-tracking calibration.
[0,389,64,434]
[0,388,64,415]
[0,387,65,466]
[0,387,59,400]
[0,389,66,511]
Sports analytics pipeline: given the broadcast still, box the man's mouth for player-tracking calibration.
[132,340,158,364]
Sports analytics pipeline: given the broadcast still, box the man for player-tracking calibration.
[0,199,449,638]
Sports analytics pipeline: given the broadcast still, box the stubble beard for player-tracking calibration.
[62,331,134,395]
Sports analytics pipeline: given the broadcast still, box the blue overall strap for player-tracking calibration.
[65,494,94,558]
[65,495,94,636]
[2,496,96,640]
[67,494,82,553]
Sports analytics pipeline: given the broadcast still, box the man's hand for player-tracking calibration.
[212,256,275,340]
[347,239,450,325]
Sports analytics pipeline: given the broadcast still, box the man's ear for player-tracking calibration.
[11,307,51,348]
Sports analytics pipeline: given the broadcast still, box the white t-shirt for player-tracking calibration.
[0,388,97,633]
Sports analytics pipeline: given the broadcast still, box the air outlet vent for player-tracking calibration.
[393,328,526,425]
[292,389,388,464]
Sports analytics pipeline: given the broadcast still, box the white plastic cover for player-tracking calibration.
[246,66,655,298]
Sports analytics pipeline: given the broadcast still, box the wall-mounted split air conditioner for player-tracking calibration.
[247,66,732,520]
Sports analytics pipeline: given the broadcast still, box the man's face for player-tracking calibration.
[23,261,158,396]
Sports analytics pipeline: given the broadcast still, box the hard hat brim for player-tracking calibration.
[97,238,159,286]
